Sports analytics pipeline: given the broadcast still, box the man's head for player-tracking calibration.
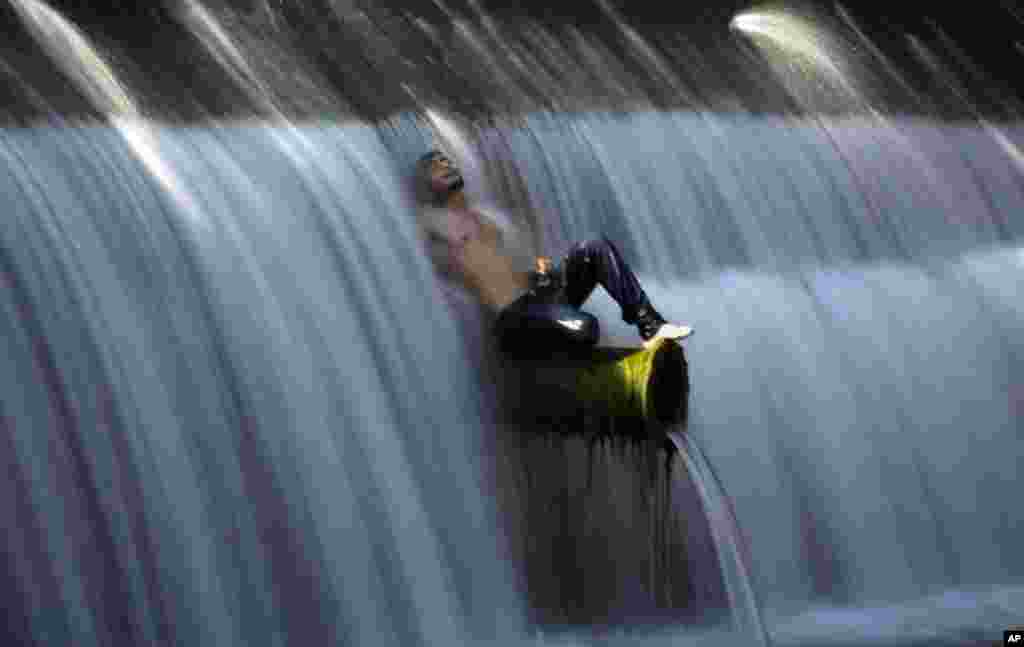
[415,150,465,207]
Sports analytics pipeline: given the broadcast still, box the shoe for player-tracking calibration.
[642,322,693,349]
[635,304,693,348]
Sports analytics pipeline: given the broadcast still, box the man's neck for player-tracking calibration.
[444,192,468,210]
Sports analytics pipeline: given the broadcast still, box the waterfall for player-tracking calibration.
[0,120,531,647]
[473,110,1024,643]
[2,1,1023,645]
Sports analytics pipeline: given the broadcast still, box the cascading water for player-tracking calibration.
[2,1,1023,646]
[473,109,1024,644]
[0,117,545,646]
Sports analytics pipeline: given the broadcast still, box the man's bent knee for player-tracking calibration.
[568,238,611,260]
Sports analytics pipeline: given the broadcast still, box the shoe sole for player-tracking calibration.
[643,328,693,349]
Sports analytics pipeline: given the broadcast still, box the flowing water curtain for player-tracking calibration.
[473,108,1024,629]
[0,117,529,646]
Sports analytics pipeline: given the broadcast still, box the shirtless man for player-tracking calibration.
[415,150,692,350]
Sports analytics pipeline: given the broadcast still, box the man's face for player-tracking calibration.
[427,154,465,197]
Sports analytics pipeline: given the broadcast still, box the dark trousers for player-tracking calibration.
[494,237,652,353]
[559,236,651,324]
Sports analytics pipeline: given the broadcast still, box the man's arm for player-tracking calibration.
[474,211,552,279]
[472,206,537,273]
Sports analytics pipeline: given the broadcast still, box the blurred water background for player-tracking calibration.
[1,1,1022,645]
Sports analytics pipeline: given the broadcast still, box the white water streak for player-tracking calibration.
[177,0,282,118]
[10,0,135,115]
[10,0,208,230]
